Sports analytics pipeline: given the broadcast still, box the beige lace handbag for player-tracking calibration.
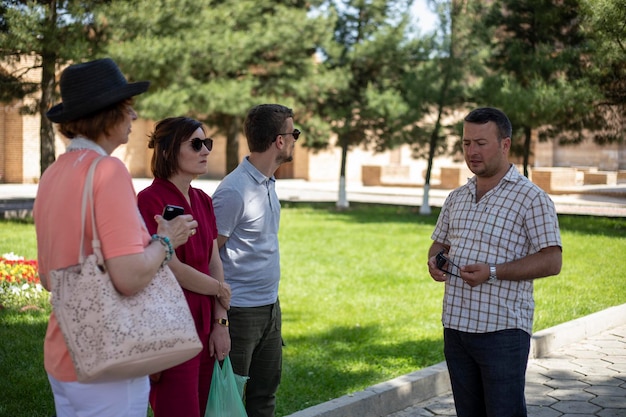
[49,156,202,382]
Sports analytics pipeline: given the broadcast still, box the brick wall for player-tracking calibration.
[1,102,24,183]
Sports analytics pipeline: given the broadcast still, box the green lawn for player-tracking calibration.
[0,204,625,417]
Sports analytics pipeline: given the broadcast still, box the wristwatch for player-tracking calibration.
[215,318,229,327]
[488,264,498,284]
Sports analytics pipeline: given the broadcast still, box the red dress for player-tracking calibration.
[138,178,217,417]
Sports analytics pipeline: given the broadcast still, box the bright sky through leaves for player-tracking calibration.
[411,0,439,33]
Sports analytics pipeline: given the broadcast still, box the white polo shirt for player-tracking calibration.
[213,157,281,307]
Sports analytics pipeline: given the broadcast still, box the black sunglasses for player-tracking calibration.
[276,129,301,141]
[436,250,462,278]
[187,137,213,152]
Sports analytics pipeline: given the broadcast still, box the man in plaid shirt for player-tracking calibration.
[427,107,562,417]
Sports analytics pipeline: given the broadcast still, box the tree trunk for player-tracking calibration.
[336,132,349,209]
[39,3,58,175]
[421,0,460,215]
[226,115,241,175]
[523,125,531,178]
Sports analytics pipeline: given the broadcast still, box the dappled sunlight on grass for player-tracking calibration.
[277,204,625,416]
[1,207,624,417]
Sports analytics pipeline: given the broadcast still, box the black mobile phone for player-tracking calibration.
[162,205,184,220]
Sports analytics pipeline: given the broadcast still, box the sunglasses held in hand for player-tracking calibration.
[436,250,463,278]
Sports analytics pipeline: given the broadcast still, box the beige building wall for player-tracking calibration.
[0,103,44,184]
[1,54,46,183]
[4,113,623,185]
[111,119,153,177]
[2,103,623,185]
[535,139,625,171]
[2,57,624,184]
[557,140,622,171]
[0,103,21,183]
[206,133,229,178]
[300,132,464,185]
[22,114,42,182]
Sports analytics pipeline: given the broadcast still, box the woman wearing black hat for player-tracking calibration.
[33,58,198,417]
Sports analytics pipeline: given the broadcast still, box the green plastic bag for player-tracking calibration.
[205,357,249,417]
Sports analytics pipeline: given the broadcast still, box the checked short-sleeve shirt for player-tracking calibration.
[431,165,561,335]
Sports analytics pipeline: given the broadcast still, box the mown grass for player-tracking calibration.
[0,205,625,417]
[0,308,51,417]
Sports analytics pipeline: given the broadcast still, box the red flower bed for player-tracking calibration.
[0,254,48,309]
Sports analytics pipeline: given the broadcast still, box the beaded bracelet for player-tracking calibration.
[151,234,174,266]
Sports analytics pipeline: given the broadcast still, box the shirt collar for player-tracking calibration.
[242,156,275,185]
[466,164,519,198]
[65,137,107,155]
[467,164,518,186]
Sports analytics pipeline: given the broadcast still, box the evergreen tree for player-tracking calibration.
[401,0,483,214]
[101,0,332,174]
[478,0,600,176]
[0,0,113,174]
[315,0,415,208]
[541,0,625,147]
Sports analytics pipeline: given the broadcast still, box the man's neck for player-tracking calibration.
[475,164,511,201]
[248,153,279,178]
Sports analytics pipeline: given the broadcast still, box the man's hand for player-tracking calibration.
[460,263,489,287]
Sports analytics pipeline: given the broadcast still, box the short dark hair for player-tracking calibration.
[244,104,294,153]
[58,99,132,140]
[148,116,205,179]
[464,107,512,140]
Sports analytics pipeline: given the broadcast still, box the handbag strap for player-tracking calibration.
[78,156,106,268]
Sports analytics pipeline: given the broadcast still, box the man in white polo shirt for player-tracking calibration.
[213,103,300,417]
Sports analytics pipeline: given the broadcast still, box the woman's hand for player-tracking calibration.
[154,214,198,249]
[216,280,232,310]
[209,324,231,362]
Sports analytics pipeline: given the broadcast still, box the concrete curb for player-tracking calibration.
[285,303,626,417]
[285,362,451,417]
[529,302,626,359]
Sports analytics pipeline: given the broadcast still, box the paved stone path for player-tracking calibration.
[2,179,626,218]
[388,324,626,417]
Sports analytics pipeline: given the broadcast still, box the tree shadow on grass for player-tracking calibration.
[282,201,626,238]
[281,201,440,226]
[279,323,444,415]
[557,214,626,238]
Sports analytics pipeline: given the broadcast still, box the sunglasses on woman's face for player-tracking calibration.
[187,137,213,152]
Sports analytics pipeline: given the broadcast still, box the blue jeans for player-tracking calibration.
[444,328,531,417]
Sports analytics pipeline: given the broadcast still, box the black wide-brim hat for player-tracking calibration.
[46,58,150,123]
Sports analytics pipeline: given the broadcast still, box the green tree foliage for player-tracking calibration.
[0,0,113,174]
[100,0,332,173]
[4,0,620,182]
[401,0,483,214]
[541,0,626,146]
[478,0,600,176]
[314,0,416,208]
